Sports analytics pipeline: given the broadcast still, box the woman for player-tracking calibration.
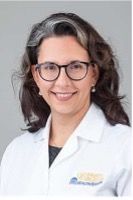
[0,12,131,197]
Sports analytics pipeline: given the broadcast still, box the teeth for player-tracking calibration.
[56,93,73,98]
[51,91,76,101]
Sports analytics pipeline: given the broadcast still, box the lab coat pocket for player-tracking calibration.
[68,171,104,196]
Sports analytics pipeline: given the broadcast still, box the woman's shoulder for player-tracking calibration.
[103,122,132,150]
[6,131,37,149]
[94,103,132,143]
[1,129,44,163]
[106,123,131,136]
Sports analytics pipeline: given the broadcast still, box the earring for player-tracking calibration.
[91,85,96,93]
[39,91,42,96]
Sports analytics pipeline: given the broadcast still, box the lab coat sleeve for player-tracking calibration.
[116,134,132,196]
[0,139,16,195]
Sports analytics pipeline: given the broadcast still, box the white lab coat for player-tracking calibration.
[0,103,131,197]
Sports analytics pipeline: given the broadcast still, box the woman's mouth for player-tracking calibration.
[51,92,77,101]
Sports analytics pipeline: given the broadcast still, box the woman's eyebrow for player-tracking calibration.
[41,60,87,64]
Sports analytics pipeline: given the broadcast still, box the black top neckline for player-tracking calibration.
[49,145,62,167]
[49,145,62,149]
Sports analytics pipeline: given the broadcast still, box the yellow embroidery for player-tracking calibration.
[77,172,104,183]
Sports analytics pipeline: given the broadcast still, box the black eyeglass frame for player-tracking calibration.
[35,61,95,81]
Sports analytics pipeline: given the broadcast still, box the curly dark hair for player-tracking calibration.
[14,12,130,133]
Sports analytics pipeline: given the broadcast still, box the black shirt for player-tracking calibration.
[49,145,62,167]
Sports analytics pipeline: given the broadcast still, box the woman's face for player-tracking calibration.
[32,36,98,117]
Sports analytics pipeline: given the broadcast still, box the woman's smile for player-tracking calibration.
[51,91,77,101]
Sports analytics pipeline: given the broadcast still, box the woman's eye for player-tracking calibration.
[43,64,56,70]
[70,64,83,69]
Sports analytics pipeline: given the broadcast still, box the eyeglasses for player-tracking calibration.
[35,60,94,81]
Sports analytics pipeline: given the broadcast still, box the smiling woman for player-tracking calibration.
[0,12,131,197]
[31,36,97,123]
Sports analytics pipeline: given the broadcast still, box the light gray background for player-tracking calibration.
[0,1,131,161]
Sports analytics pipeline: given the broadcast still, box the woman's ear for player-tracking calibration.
[92,63,99,84]
[31,65,40,86]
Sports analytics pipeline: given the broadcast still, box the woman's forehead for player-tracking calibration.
[37,36,90,63]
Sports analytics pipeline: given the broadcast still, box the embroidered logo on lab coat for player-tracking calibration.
[69,172,104,186]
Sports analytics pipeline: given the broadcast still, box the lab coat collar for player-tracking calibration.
[33,103,107,143]
[33,115,51,143]
[75,103,107,143]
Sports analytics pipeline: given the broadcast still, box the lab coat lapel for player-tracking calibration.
[50,134,79,169]
[27,138,49,194]
[27,117,51,194]
[50,103,106,169]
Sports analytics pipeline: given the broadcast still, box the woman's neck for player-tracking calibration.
[49,103,90,147]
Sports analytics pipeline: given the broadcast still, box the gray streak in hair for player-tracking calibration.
[27,16,88,49]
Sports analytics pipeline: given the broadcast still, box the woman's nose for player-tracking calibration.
[55,67,71,85]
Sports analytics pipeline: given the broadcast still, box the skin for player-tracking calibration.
[32,36,99,147]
